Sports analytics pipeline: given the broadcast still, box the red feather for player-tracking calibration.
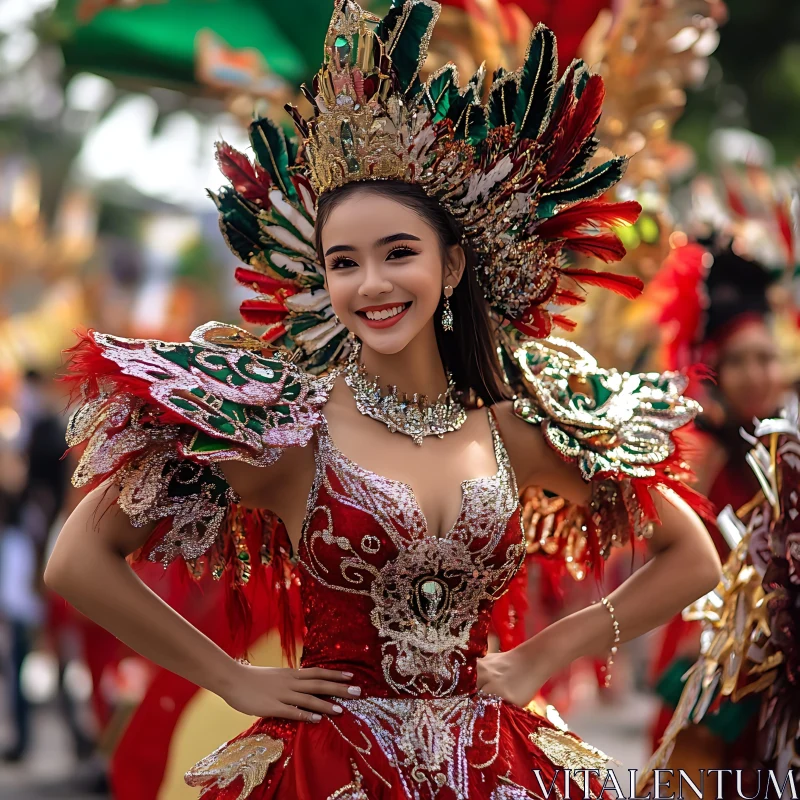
[552,288,585,306]
[260,322,287,343]
[562,268,643,299]
[563,232,627,262]
[552,314,577,331]
[512,305,553,337]
[239,300,289,326]
[536,199,641,239]
[544,74,605,184]
[234,267,298,296]
[215,142,272,206]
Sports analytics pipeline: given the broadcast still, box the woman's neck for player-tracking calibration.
[357,325,448,399]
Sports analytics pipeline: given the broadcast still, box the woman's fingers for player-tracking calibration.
[273,703,323,723]
[296,668,353,682]
[295,679,361,698]
[285,690,345,717]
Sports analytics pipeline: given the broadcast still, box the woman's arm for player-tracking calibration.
[44,481,357,722]
[484,403,722,706]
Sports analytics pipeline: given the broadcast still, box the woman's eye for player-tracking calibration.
[386,246,418,260]
[329,256,358,269]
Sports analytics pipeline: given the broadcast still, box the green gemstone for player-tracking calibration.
[334,35,351,61]
[238,551,250,562]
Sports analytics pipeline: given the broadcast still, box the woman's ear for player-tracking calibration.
[444,244,467,287]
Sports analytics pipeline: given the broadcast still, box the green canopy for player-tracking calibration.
[46,0,336,91]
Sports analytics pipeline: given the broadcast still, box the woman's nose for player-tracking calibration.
[358,263,392,297]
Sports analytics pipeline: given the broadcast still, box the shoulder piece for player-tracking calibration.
[65,322,334,572]
[71,321,332,469]
[510,337,707,579]
[512,337,700,481]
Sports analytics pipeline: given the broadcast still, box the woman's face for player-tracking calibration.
[716,320,784,422]
[320,191,462,354]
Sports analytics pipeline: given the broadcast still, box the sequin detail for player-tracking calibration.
[185,734,284,800]
[334,694,503,799]
[302,412,525,696]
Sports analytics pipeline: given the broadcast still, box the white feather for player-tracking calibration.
[269,252,311,274]
[285,289,332,312]
[298,181,317,218]
[507,192,533,217]
[294,318,344,349]
[262,224,318,260]
[462,156,513,205]
[268,190,315,241]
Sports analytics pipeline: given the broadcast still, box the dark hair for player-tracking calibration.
[315,181,510,405]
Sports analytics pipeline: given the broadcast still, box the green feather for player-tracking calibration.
[538,157,628,215]
[487,68,518,130]
[213,188,264,263]
[559,136,599,183]
[377,0,439,95]
[249,117,297,201]
[513,25,557,141]
[423,64,460,122]
[447,91,487,144]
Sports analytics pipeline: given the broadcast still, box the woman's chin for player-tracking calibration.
[350,319,419,355]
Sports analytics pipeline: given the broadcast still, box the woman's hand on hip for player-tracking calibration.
[476,647,554,708]
[219,664,361,722]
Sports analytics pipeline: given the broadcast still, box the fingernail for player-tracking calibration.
[311,714,322,722]
[332,704,343,714]
[347,686,361,696]
[342,671,354,679]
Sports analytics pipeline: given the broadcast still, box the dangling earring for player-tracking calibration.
[442,285,454,332]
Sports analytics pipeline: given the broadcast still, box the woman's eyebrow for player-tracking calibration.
[324,243,355,256]
[324,232,421,257]
[375,233,422,247]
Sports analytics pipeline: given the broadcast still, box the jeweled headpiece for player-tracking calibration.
[212,0,642,373]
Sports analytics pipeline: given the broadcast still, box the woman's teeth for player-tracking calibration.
[364,305,407,321]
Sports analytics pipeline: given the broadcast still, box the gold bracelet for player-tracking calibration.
[598,596,620,687]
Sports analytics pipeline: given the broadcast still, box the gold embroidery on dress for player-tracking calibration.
[301,412,525,696]
[185,734,284,800]
[326,760,371,800]
[528,727,611,796]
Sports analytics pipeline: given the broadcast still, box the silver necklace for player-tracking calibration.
[343,342,467,446]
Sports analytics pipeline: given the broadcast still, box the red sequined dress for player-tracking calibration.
[65,323,703,800]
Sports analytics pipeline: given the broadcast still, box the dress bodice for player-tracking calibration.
[297,409,525,698]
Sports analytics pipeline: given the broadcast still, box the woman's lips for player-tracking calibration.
[355,302,412,329]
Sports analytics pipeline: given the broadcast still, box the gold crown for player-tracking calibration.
[290,0,437,195]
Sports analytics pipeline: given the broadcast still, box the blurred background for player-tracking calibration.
[0,0,798,798]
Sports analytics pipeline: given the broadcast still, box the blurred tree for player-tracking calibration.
[675,0,800,165]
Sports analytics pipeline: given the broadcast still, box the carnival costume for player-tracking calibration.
[640,397,800,794]
[64,2,705,797]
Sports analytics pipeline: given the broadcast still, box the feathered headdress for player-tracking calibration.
[212,0,642,373]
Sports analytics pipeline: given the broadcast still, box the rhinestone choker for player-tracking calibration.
[344,342,467,446]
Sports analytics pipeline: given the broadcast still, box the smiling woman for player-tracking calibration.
[44,1,721,798]
[316,179,510,406]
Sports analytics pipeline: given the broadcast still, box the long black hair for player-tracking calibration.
[314,180,510,406]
